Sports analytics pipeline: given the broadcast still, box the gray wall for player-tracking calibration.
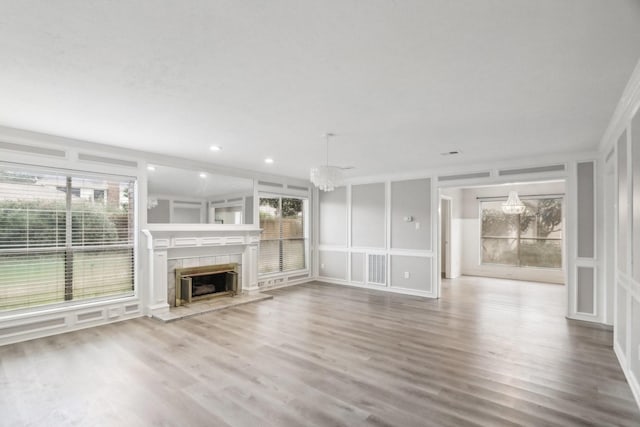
[390,178,431,250]
[245,196,254,225]
[577,162,595,258]
[390,255,432,292]
[147,199,170,223]
[319,187,347,246]
[351,183,385,248]
[319,250,347,280]
[351,252,365,283]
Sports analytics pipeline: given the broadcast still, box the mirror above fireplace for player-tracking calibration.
[147,164,254,225]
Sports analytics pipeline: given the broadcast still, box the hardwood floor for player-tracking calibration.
[1,277,639,426]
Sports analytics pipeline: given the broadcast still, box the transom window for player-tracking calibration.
[258,196,307,274]
[0,166,136,311]
[480,197,562,269]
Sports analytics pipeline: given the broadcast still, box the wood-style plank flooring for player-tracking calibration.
[1,277,639,426]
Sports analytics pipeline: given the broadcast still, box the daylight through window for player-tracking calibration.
[480,197,563,269]
[259,196,307,274]
[0,167,136,311]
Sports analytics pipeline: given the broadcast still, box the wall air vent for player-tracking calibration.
[258,181,284,188]
[287,185,310,192]
[78,153,138,168]
[438,171,491,182]
[368,254,386,285]
[0,141,66,157]
[498,164,565,176]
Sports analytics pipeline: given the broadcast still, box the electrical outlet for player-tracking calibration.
[404,271,410,279]
[415,222,420,230]
[321,263,325,269]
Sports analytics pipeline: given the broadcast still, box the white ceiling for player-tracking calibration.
[1,1,639,179]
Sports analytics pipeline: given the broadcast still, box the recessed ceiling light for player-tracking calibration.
[147,165,156,171]
[199,172,207,178]
[264,158,274,164]
[209,145,222,152]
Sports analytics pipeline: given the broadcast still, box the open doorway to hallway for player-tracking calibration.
[438,180,567,300]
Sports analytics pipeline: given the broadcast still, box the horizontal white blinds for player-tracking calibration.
[0,168,135,311]
[259,197,306,274]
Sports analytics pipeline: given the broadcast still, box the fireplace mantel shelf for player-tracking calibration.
[142,225,262,250]
[145,224,262,233]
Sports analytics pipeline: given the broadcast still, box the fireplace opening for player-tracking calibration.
[175,263,238,306]
[191,273,228,297]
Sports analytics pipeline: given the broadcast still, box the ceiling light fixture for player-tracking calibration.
[502,191,526,215]
[310,133,344,192]
[147,165,156,171]
[209,145,222,152]
[199,172,207,178]
[264,158,274,164]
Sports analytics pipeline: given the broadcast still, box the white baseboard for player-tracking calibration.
[317,277,436,298]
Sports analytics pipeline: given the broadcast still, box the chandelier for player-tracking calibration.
[502,191,526,215]
[310,133,345,192]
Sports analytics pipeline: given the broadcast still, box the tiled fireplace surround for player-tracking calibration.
[142,226,261,318]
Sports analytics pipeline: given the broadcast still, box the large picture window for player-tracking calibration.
[481,197,562,268]
[0,166,136,311]
[259,196,307,274]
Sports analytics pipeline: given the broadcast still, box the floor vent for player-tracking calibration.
[0,141,66,157]
[368,254,386,285]
[498,164,565,176]
[438,171,490,182]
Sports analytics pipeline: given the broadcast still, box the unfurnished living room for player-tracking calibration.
[1,1,640,426]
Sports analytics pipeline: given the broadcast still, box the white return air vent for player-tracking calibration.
[78,153,138,168]
[498,164,565,176]
[438,171,491,182]
[368,254,386,285]
[0,141,66,157]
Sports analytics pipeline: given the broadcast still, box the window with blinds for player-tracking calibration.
[0,167,136,311]
[258,196,307,274]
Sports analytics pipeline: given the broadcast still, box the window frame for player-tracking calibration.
[0,163,138,313]
[479,196,564,270]
[258,193,309,277]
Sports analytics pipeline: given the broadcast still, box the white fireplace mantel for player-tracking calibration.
[141,226,262,317]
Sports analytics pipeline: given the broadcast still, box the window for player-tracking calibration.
[259,196,307,274]
[481,197,562,268]
[0,167,136,311]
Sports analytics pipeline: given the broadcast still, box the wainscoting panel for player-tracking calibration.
[318,250,348,281]
[390,255,432,293]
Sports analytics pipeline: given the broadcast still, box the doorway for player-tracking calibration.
[440,196,452,279]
